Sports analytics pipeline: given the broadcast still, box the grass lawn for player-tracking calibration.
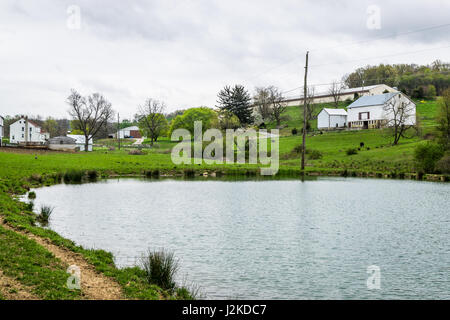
[0,97,446,300]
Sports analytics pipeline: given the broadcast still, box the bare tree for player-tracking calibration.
[253,87,272,122]
[383,95,417,145]
[67,89,114,151]
[268,86,287,127]
[137,98,168,145]
[328,81,344,108]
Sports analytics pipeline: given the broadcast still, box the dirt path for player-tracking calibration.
[0,270,39,300]
[1,220,125,300]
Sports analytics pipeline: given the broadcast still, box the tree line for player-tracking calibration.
[343,60,450,98]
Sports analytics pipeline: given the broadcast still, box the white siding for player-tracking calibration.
[9,118,49,144]
[347,94,416,128]
[317,110,347,129]
[347,105,385,123]
[67,134,93,151]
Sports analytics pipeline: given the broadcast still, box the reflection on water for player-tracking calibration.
[30,177,450,299]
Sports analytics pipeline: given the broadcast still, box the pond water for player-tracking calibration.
[30,177,449,299]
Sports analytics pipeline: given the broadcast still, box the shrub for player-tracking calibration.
[38,205,54,224]
[291,128,298,135]
[28,191,36,199]
[129,149,145,155]
[308,149,323,160]
[64,169,84,183]
[346,148,358,155]
[87,170,98,180]
[140,249,179,292]
[414,143,444,173]
[435,155,450,174]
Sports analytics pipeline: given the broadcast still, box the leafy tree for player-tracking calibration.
[217,85,253,125]
[437,88,450,148]
[169,107,218,136]
[43,117,58,137]
[137,99,169,145]
[216,110,240,130]
[414,142,444,173]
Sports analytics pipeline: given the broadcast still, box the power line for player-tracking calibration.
[281,70,450,98]
[244,23,450,84]
[309,44,450,68]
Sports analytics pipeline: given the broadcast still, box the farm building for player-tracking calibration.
[67,134,93,151]
[347,92,416,129]
[48,136,78,151]
[115,126,142,139]
[282,84,398,106]
[9,117,50,145]
[0,116,4,146]
[317,108,348,130]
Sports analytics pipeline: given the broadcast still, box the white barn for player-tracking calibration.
[0,116,4,146]
[317,108,348,130]
[67,134,93,151]
[115,126,142,139]
[283,84,398,106]
[347,92,416,129]
[10,117,49,144]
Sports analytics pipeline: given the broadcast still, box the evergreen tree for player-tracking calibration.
[217,85,254,126]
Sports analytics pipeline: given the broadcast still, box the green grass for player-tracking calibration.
[0,97,446,300]
[0,225,81,299]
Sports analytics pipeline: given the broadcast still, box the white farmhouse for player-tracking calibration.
[0,116,4,146]
[67,134,93,151]
[9,117,49,145]
[317,108,348,130]
[347,92,416,129]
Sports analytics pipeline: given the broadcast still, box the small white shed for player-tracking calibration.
[67,134,93,151]
[317,108,348,130]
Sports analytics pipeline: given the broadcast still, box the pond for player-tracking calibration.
[29,177,449,299]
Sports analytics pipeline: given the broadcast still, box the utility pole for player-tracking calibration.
[117,113,120,150]
[301,51,309,171]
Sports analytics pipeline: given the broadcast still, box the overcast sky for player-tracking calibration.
[0,0,449,119]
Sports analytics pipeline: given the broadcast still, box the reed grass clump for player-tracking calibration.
[38,205,54,224]
[140,249,179,292]
[64,169,84,183]
[87,170,98,180]
[28,191,36,199]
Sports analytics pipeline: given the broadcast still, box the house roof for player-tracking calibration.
[347,92,398,109]
[322,108,347,116]
[119,126,140,132]
[281,84,391,103]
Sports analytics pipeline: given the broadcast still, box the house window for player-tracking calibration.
[30,127,32,131]
[22,127,25,131]
[22,134,24,138]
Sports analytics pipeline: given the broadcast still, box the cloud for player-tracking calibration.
[0,0,449,118]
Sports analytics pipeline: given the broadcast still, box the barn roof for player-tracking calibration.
[322,108,347,116]
[347,92,398,109]
[49,136,76,144]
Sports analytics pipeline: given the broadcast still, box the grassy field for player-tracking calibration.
[0,97,446,300]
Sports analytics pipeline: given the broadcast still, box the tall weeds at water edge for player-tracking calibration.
[28,191,36,199]
[64,169,84,183]
[87,170,98,180]
[140,249,179,293]
[38,205,54,224]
